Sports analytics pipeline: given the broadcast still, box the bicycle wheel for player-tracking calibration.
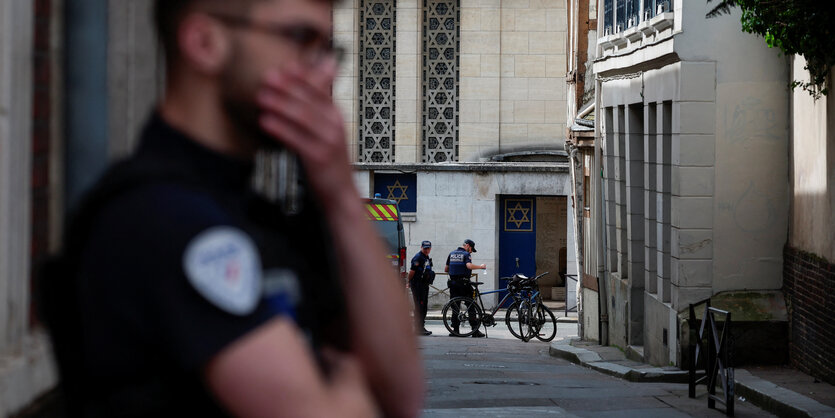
[505,300,526,340]
[517,300,535,342]
[442,297,482,337]
[533,305,558,342]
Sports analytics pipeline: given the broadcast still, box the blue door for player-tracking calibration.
[498,197,536,307]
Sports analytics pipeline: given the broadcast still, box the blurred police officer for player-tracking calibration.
[444,239,487,338]
[40,0,423,416]
[408,241,434,336]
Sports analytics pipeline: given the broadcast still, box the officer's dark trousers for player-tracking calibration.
[410,278,429,329]
[447,278,479,330]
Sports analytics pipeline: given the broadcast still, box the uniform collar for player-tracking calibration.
[136,112,254,190]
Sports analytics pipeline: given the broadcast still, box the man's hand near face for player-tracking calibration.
[257,57,352,207]
[256,59,425,418]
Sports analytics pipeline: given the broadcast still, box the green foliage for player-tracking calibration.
[706,0,834,98]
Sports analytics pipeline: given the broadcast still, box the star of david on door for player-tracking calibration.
[504,199,533,232]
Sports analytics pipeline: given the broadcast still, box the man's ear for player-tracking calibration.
[177,13,232,75]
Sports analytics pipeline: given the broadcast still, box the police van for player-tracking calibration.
[364,197,407,279]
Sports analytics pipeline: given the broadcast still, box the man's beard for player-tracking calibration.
[219,45,281,152]
[218,46,307,210]
[222,95,280,152]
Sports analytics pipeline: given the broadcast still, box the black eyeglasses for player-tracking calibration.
[208,13,344,65]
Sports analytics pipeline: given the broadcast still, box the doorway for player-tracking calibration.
[498,196,567,306]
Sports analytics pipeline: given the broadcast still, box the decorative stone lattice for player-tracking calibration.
[422,0,459,163]
[359,0,396,162]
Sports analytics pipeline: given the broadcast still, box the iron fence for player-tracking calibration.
[689,299,735,416]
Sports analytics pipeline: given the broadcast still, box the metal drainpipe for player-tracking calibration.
[64,0,110,213]
[568,145,584,337]
[598,163,609,345]
[595,76,609,346]
[497,0,502,154]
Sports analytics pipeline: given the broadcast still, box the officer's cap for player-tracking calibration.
[464,239,477,252]
[421,240,432,248]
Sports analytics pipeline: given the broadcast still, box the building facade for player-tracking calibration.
[2,0,577,413]
[1,0,58,414]
[784,58,835,385]
[338,0,579,305]
[565,0,598,340]
[0,0,161,414]
[587,0,791,366]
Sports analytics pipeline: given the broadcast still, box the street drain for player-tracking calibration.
[463,363,507,369]
[466,381,541,386]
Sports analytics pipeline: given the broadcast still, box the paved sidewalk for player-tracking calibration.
[549,338,835,418]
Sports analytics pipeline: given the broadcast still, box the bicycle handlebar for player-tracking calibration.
[500,271,550,283]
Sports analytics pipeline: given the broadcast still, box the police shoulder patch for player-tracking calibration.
[183,226,262,316]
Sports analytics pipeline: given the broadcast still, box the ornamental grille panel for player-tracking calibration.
[359,0,396,163]
[421,0,459,163]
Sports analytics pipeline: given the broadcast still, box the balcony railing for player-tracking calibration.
[599,0,674,54]
[603,0,672,36]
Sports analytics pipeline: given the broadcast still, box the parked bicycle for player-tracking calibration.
[441,272,556,342]
[514,273,558,342]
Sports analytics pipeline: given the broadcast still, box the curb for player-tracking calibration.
[548,339,689,383]
[733,369,835,418]
[549,339,835,417]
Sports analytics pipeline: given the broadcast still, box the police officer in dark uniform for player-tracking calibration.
[445,239,487,338]
[38,0,423,416]
[408,240,434,336]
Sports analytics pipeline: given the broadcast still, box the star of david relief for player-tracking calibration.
[507,203,531,228]
[386,180,409,203]
[359,0,395,163]
[505,199,533,232]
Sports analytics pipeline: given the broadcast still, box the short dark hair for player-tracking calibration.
[153,0,264,69]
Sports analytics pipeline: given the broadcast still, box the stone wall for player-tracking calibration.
[0,1,59,414]
[788,58,834,262]
[535,196,565,292]
[580,287,599,341]
[460,0,567,159]
[107,0,161,159]
[31,0,60,294]
[333,0,360,160]
[785,56,835,386]
[783,247,835,385]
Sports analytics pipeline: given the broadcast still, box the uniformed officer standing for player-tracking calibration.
[39,0,423,416]
[444,239,487,338]
[408,241,434,336]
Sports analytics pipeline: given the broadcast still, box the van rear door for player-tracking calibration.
[364,199,407,278]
